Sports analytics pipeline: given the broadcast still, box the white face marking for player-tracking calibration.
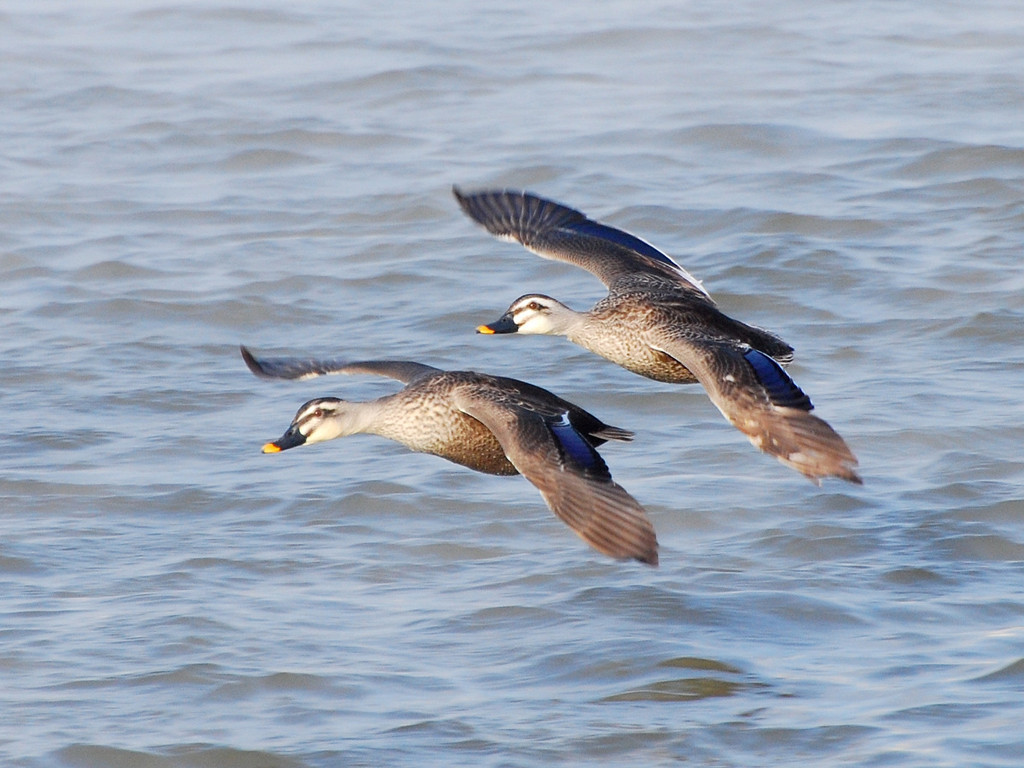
[508,297,553,333]
[513,297,548,313]
[293,400,345,444]
[296,409,324,439]
[513,305,555,334]
[500,295,577,336]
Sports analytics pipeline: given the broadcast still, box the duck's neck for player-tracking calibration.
[546,304,588,340]
[323,401,382,440]
[350,395,421,445]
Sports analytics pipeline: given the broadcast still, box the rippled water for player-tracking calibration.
[3,2,1024,766]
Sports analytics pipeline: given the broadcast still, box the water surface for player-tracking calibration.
[2,2,1023,766]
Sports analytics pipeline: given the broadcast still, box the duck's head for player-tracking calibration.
[262,397,348,453]
[476,294,572,336]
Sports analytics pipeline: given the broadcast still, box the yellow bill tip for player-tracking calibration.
[476,324,495,335]
[261,442,282,454]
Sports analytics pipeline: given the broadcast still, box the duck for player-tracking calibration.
[453,187,860,485]
[241,345,658,565]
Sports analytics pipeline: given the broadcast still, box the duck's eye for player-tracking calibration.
[313,408,324,418]
[527,301,541,311]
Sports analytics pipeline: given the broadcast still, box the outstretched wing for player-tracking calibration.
[453,385,658,565]
[240,346,440,383]
[453,187,709,296]
[647,333,861,484]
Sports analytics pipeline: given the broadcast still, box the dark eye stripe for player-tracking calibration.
[299,407,324,426]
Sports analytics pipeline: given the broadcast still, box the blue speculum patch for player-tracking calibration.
[568,219,679,268]
[551,416,602,470]
[742,348,813,410]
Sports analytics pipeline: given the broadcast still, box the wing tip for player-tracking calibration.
[799,463,863,485]
[775,428,862,485]
[736,404,862,485]
[581,525,659,567]
[240,344,272,378]
[579,484,660,567]
[635,544,660,567]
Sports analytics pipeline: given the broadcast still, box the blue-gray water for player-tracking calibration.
[3,2,1023,766]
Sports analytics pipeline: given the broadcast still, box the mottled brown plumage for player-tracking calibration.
[455,188,860,484]
[241,346,658,564]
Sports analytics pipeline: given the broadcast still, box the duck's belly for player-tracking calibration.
[623,349,698,384]
[431,417,519,476]
[385,405,518,476]
[574,324,698,384]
